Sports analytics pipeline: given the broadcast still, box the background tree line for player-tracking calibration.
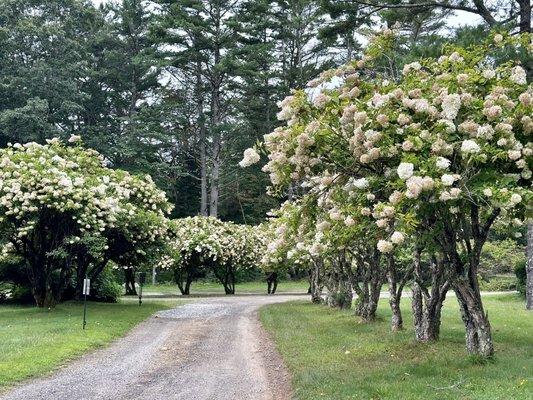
[2,0,528,223]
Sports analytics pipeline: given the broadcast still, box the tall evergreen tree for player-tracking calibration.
[84,0,159,167]
[153,0,243,218]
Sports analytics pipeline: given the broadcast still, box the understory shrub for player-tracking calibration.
[480,239,525,275]
[89,267,123,302]
[478,275,517,292]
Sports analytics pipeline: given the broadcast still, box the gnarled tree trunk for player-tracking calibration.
[124,268,137,296]
[309,258,324,303]
[324,254,353,309]
[439,205,498,357]
[210,260,236,295]
[411,249,450,342]
[325,272,352,309]
[386,254,413,332]
[348,248,384,322]
[175,268,193,295]
[454,278,493,357]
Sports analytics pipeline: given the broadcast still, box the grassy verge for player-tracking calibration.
[141,279,309,295]
[0,299,182,387]
[260,294,532,400]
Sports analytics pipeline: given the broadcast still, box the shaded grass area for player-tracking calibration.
[260,295,532,400]
[0,299,181,387]
[142,279,309,295]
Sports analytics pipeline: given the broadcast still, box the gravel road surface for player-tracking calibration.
[1,295,305,400]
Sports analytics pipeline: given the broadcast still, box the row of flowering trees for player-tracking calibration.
[162,216,265,294]
[0,138,172,307]
[0,136,271,305]
[0,136,270,304]
[244,31,532,357]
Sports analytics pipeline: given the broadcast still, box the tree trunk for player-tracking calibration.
[454,278,494,357]
[209,8,222,218]
[439,205,497,357]
[196,60,208,216]
[267,272,278,294]
[209,148,220,218]
[210,261,236,295]
[386,255,408,332]
[309,260,324,303]
[518,0,531,33]
[26,254,56,308]
[388,288,403,332]
[175,267,193,295]
[353,273,382,322]
[354,290,380,321]
[350,249,383,322]
[184,277,192,295]
[325,271,352,309]
[526,222,533,310]
[124,268,137,296]
[411,282,448,342]
[223,269,236,295]
[411,250,450,342]
[200,129,208,216]
[32,285,55,308]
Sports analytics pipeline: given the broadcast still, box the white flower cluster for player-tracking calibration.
[0,139,172,255]
[239,148,261,168]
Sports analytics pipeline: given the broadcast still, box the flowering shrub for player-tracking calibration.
[0,138,171,306]
[166,216,265,294]
[243,30,532,356]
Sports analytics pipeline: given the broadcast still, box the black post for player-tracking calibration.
[82,276,89,329]
[138,272,146,306]
[83,292,87,329]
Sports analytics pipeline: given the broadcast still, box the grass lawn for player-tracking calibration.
[0,299,181,388]
[260,294,532,400]
[141,279,309,296]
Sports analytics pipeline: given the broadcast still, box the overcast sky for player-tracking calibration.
[91,0,482,30]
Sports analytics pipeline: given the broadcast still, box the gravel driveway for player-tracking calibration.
[1,295,305,400]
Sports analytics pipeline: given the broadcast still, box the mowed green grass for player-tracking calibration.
[0,299,181,387]
[142,279,309,295]
[260,294,532,400]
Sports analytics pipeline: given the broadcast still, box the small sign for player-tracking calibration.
[83,279,90,295]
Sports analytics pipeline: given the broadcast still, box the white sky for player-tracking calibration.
[91,0,482,30]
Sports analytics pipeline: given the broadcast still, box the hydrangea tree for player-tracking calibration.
[261,201,325,303]
[167,216,265,294]
[243,31,532,357]
[168,216,226,294]
[0,138,172,307]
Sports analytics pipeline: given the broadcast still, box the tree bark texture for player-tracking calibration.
[124,268,137,296]
[309,259,324,303]
[348,248,384,322]
[386,254,412,332]
[438,205,497,357]
[411,249,450,342]
[454,279,493,357]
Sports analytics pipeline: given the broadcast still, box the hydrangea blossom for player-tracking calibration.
[239,148,261,167]
[397,163,414,180]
